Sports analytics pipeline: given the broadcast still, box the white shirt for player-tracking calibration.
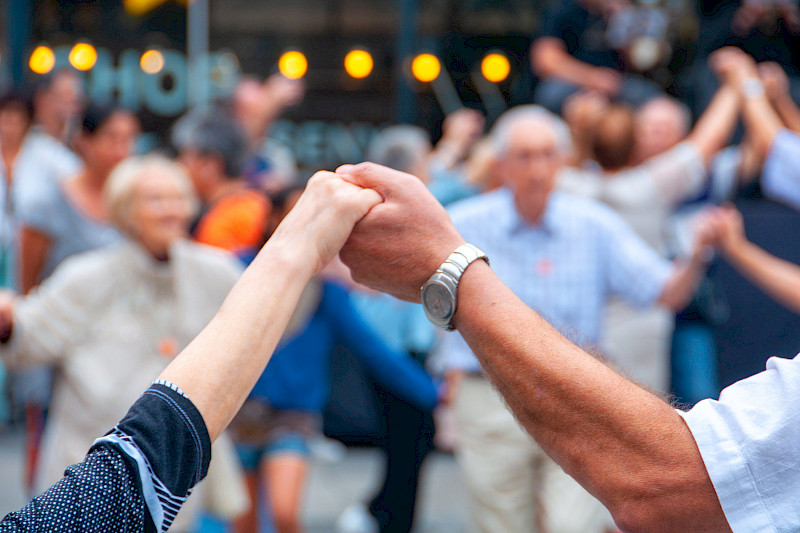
[679,353,800,532]
[558,141,705,253]
[762,129,800,212]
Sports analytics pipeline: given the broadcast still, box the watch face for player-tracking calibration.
[423,283,453,320]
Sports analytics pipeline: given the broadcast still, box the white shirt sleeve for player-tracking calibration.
[678,354,800,533]
[762,129,800,212]
[642,141,706,206]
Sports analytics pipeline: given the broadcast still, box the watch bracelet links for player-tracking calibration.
[437,244,490,285]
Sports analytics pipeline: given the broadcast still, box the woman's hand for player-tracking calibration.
[267,171,384,276]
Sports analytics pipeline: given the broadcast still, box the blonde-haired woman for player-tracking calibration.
[0,155,248,529]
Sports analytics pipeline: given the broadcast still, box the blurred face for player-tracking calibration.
[497,119,563,224]
[130,171,192,258]
[37,72,84,130]
[178,149,217,201]
[634,101,687,162]
[79,112,139,179]
[0,106,31,147]
[51,73,84,124]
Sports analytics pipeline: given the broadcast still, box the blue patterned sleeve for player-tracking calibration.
[0,381,211,533]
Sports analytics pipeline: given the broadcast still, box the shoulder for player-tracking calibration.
[38,245,124,294]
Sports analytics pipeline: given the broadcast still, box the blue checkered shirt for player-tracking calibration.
[440,188,673,373]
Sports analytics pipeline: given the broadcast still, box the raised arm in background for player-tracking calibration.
[338,162,730,533]
[713,48,784,158]
[759,61,800,135]
[708,204,800,316]
[684,51,742,165]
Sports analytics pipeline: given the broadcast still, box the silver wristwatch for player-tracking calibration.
[421,243,489,331]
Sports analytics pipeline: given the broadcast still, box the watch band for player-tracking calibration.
[421,243,489,331]
[741,78,765,99]
[440,244,489,282]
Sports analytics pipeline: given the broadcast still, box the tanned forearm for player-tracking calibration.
[452,261,730,533]
[725,240,800,315]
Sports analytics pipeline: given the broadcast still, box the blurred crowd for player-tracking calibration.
[2,0,800,532]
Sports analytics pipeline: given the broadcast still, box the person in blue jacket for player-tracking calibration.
[231,186,438,533]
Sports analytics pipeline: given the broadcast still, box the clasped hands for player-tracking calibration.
[273,162,465,303]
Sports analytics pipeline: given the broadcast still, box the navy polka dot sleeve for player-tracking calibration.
[0,380,211,533]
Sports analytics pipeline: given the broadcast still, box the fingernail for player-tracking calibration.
[336,164,355,174]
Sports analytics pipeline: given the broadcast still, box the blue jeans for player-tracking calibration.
[671,322,720,407]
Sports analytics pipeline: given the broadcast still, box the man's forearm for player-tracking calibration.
[725,239,800,315]
[452,261,729,532]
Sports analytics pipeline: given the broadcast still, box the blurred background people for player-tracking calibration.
[0,91,34,431]
[530,0,665,114]
[17,104,138,294]
[686,0,800,115]
[230,186,437,533]
[173,109,272,258]
[232,74,305,193]
[0,92,34,291]
[439,105,715,533]
[11,103,138,492]
[0,155,248,530]
[556,52,741,401]
[709,204,800,314]
[31,69,83,145]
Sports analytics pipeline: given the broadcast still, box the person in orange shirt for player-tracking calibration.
[174,110,271,256]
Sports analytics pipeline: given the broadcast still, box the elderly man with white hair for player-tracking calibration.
[438,105,715,533]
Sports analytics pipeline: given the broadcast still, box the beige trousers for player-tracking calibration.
[602,299,673,392]
[454,375,616,533]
